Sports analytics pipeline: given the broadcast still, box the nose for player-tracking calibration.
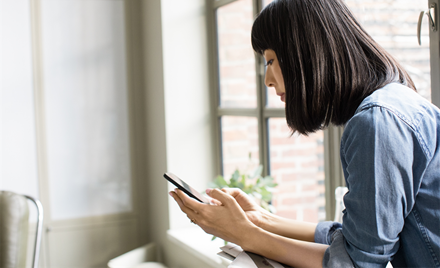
[265,67,275,88]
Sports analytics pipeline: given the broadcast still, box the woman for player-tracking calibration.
[170,0,440,267]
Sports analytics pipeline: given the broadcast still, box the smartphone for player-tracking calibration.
[164,172,209,204]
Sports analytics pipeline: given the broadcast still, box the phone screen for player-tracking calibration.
[164,172,209,204]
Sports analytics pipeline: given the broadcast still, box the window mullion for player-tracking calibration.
[209,0,222,177]
[253,0,269,177]
[324,125,345,221]
[213,0,239,9]
[263,108,285,117]
[429,0,440,107]
[255,59,268,177]
[217,108,259,117]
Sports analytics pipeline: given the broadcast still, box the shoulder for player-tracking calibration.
[343,83,440,158]
[353,83,436,128]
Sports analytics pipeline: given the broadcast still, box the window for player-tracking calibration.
[210,0,438,222]
[345,0,431,101]
[40,0,132,219]
[1,0,39,198]
[213,0,326,221]
[1,1,138,266]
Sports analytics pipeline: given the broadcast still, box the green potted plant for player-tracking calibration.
[209,165,278,243]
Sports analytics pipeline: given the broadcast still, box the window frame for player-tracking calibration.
[207,0,440,222]
[429,0,440,107]
[211,0,283,177]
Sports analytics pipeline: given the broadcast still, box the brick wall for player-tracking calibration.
[217,0,256,108]
[269,119,325,222]
[221,116,260,177]
[346,0,431,100]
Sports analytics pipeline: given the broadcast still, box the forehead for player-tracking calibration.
[263,49,276,58]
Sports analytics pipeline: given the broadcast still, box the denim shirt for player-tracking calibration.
[314,83,440,268]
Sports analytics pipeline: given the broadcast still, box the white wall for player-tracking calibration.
[140,0,216,267]
[161,0,214,231]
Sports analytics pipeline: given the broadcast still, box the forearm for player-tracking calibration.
[240,225,328,268]
[259,211,317,242]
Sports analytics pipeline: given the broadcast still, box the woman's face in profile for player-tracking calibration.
[263,49,286,103]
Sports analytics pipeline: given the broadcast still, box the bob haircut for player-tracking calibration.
[251,0,416,135]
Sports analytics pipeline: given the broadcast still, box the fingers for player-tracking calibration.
[219,188,261,212]
[210,198,222,206]
[206,188,235,205]
[172,189,208,212]
[221,187,245,198]
[169,190,199,219]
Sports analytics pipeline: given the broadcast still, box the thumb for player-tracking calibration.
[221,187,245,198]
[206,188,234,205]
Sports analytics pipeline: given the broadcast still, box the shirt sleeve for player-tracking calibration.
[315,221,356,267]
[333,106,417,268]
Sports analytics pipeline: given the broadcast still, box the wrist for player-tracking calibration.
[257,208,276,230]
[239,224,266,252]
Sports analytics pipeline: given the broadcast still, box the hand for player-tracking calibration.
[218,188,271,228]
[170,188,257,245]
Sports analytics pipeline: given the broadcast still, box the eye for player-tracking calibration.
[264,59,274,66]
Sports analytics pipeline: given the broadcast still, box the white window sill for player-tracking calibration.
[167,227,396,268]
[167,227,232,268]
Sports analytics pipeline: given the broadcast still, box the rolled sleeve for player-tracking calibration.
[315,221,342,245]
[315,222,355,267]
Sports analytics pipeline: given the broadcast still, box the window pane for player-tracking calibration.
[266,85,285,108]
[263,0,431,102]
[217,0,257,108]
[221,116,259,178]
[269,118,325,222]
[1,0,39,199]
[41,0,132,220]
[263,0,274,7]
[344,1,431,101]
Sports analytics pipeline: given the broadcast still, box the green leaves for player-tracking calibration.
[209,165,278,244]
[210,165,278,204]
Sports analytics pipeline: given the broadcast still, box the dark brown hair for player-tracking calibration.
[251,0,416,135]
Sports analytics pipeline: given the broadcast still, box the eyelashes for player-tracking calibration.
[265,59,274,66]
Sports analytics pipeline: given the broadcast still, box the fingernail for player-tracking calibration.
[206,188,212,194]
[169,191,173,197]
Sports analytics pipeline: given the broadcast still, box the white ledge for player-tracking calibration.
[167,227,232,268]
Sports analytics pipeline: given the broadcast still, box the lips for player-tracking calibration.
[278,93,285,102]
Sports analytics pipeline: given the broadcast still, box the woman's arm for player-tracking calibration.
[240,224,328,268]
[219,188,317,242]
[258,211,317,242]
[170,188,328,268]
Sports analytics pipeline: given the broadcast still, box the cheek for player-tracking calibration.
[276,73,286,91]
[274,66,285,88]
